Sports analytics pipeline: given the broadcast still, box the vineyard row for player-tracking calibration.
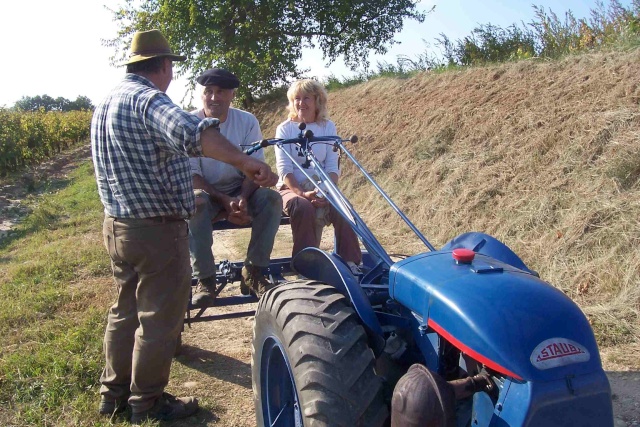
[0,109,92,176]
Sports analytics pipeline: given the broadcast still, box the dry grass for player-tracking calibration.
[252,49,640,351]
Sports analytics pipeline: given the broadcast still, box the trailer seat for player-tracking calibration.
[211,214,290,230]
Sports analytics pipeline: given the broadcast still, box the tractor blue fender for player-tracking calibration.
[441,231,538,275]
[389,251,603,382]
[292,247,386,355]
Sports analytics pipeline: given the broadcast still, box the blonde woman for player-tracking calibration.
[274,79,362,274]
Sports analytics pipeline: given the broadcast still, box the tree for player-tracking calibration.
[106,0,428,102]
[66,96,94,111]
[14,95,94,112]
[14,95,55,112]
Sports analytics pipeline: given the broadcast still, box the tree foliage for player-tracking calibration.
[14,95,94,112]
[435,24,536,67]
[429,0,640,69]
[105,0,426,102]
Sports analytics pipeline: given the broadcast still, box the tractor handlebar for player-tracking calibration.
[243,122,356,155]
[243,133,356,156]
[242,123,434,258]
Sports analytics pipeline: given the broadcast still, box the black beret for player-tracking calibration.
[196,68,240,89]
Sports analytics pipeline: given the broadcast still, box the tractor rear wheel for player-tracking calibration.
[252,280,389,427]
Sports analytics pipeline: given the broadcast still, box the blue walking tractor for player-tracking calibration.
[191,124,614,426]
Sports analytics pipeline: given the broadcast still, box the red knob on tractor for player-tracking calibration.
[452,248,475,264]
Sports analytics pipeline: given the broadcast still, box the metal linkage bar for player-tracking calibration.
[275,138,394,267]
[335,140,436,252]
[187,310,257,323]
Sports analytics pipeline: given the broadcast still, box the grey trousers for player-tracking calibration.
[100,216,191,413]
[188,187,283,279]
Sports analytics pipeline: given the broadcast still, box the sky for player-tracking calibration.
[0,0,629,109]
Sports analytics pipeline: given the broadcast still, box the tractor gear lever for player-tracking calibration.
[297,122,306,138]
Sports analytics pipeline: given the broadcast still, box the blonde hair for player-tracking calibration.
[286,79,329,123]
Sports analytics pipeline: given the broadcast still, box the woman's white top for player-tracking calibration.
[274,119,341,190]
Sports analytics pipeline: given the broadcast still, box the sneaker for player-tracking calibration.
[191,276,217,308]
[99,396,128,417]
[241,265,275,298]
[130,392,198,424]
[347,261,363,276]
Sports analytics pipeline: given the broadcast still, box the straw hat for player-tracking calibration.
[124,29,186,65]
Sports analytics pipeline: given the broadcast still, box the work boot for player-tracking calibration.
[130,392,199,424]
[191,276,217,308]
[99,396,128,417]
[347,261,363,276]
[241,265,275,298]
[240,280,251,296]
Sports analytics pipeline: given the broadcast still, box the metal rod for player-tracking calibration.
[275,139,393,267]
[336,140,436,252]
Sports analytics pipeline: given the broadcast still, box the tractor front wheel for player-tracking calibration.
[252,280,388,427]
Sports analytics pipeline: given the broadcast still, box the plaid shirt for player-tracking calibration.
[91,74,218,219]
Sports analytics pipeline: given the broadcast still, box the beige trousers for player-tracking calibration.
[100,216,191,413]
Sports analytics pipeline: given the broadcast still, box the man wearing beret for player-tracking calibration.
[188,68,283,304]
[91,30,277,424]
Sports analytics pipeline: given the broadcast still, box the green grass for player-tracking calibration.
[0,161,115,426]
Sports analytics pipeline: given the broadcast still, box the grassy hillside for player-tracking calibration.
[252,48,640,348]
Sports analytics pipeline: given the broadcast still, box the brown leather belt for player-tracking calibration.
[110,215,185,223]
[146,215,185,223]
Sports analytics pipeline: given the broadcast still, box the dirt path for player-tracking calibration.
[170,228,301,427]
[1,149,638,426]
[0,144,92,238]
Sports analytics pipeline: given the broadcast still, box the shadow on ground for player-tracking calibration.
[607,370,640,426]
[176,344,252,390]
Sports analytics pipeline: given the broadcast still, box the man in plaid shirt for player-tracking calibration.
[91,29,277,424]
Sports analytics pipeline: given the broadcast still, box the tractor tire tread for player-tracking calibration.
[253,280,388,427]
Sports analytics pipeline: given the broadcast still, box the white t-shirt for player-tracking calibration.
[274,119,341,190]
[190,107,263,194]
